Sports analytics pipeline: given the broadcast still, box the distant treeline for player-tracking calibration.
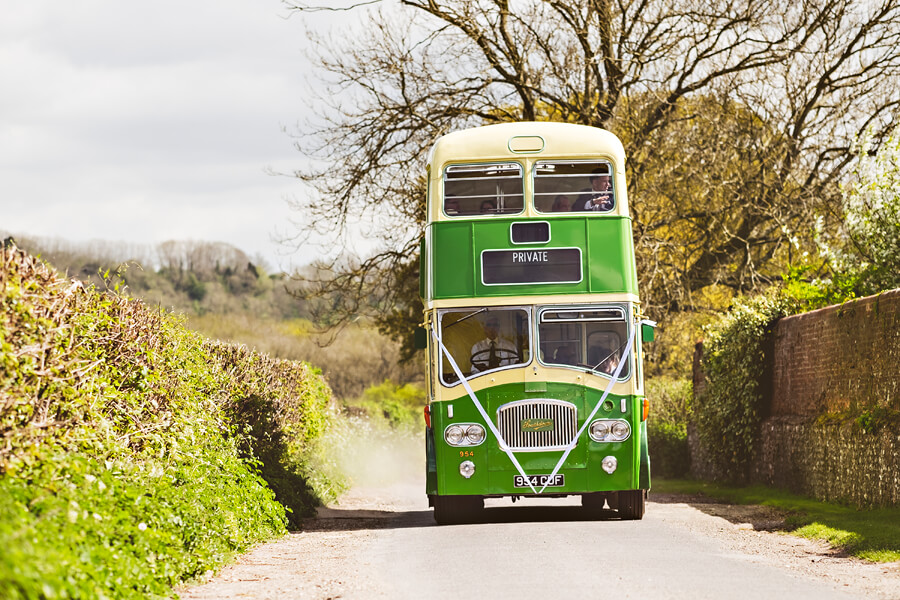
[5,234,305,320]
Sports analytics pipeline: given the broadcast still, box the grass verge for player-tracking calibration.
[653,479,900,562]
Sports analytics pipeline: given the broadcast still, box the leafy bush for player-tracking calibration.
[0,245,335,598]
[645,377,692,478]
[696,292,797,482]
[345,380,426,431]
[842,126,900,291]
[205,342,336,527]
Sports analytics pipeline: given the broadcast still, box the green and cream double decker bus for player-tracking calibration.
[419,121,655,524]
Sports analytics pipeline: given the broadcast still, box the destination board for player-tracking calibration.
[481,248,582,285]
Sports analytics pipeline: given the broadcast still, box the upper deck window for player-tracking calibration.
[444,163,524,216]
[534,160,615,213]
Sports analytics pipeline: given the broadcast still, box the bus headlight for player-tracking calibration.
[445,425,465,445]
[466,424,486,444]
[459,460,476,479]
[589,421,609,441]
[589,419,631,442]
[610,421,631,441]
[444,423,487,446]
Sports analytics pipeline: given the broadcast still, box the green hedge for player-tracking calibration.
[0,246,334,598]
[696,293,796,482]
[645,377,692,478]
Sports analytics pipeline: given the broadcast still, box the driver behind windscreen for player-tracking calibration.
[470,315,518,373]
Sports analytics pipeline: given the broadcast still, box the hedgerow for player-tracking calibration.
[0,245,334,598]
[696,292,797,482]
[645,376,692,478]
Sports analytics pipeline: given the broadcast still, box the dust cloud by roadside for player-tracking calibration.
[310,414,425,499]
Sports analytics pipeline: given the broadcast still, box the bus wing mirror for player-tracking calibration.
[414,326,428,350]
[641,321,657,343]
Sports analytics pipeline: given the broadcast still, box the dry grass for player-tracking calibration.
[188,313,424,400]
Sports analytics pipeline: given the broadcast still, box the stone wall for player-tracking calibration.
[691,289,900,507]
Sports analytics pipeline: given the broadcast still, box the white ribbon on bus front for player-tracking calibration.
[537,320,643,493]
[431,326,539,494]
[433,318,648,496]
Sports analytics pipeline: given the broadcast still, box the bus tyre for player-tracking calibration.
[581,493,608,519]
[433,495,484,525]
[617,490,646,520]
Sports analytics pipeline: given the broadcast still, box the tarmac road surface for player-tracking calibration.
[180,480,900,600]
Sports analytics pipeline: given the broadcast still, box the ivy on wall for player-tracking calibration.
[696,293,796,482]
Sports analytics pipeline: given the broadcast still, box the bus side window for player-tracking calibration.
[444,195,461,215]
[443,163,523,216]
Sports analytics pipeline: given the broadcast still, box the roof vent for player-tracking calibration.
[508,136,544,153]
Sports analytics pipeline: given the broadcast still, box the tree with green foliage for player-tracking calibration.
[840,126,900,293]
[285,0,900,362]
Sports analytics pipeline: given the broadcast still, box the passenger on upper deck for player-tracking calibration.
[444,195,461,215]
[480,199,497,214]
[551,195,571,212]
[574,167,614,212]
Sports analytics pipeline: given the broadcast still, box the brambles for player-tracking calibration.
[645,377,693,478]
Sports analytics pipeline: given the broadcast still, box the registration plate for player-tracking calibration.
[514,474,565,488]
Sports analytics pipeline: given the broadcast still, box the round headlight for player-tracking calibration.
[445,425,465,445]
[459,460,476,478]
[466,424,486,444]
[589,420,609,442]
[611,421,631,440]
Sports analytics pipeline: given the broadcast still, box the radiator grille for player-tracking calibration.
[496,399,577,451]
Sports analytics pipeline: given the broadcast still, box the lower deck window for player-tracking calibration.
[538,307,631,378]
[438,307,530,384]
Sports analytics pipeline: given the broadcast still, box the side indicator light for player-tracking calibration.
[642,398,649,421]
[424,405,432,429]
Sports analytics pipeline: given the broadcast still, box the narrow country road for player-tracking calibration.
[180,480,900,600]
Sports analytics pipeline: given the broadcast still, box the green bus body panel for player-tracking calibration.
[425,427,438,494]
[639,421,651,490]
[419,237,427,300]
[430,382,643,496]
[433,222,476,298]
[429,217,638,300]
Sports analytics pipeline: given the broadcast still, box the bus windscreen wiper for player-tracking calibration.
[443,307,487,329]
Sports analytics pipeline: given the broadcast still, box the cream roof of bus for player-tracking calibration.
[427,121,625,169]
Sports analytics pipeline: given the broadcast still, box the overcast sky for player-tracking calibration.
[0,0,346,271]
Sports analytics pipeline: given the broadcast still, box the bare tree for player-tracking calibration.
[285,0,900,332]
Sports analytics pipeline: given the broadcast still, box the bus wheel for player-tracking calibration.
[581,493,609,519]
[433,495,484,525]
[617,490,646,520]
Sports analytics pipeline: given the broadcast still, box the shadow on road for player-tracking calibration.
[296,503,626,533]
[651,492,788,531]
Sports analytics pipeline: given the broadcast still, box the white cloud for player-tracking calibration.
[0,0,330,271]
